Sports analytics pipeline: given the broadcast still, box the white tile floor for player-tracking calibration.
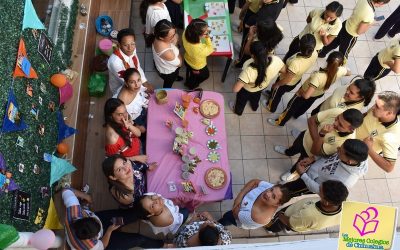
[89,0,400,243]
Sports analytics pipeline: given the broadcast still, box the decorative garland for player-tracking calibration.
[0,0,78,231]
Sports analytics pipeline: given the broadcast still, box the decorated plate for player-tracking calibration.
[207,151,220,163]
[207,139,220,150]
[205,167,227,190]
[205,125,217,136]
[200,99,220,119]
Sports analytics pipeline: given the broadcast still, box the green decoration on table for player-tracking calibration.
[0,224,19,249]
[0,0,78,231]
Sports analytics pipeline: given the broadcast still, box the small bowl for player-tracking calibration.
[181,163,190,171]
[156,90,168,104]
[182,171,190,180]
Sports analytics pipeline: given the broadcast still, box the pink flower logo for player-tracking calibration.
[353,207,379,236]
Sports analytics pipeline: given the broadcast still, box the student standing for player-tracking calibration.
[356,91,400,173]
[364,40,400,80]
[140,0,171,47]
[230,41,285,115]
[152,19,183,88]
[182,19,214,90]
[264,180,348,233]
[284,139,369,197]
[311,77,376,115]
[374,5,400,39]
[274,108,363,182]
[269,51,350,127]
[318,0,391,60]
[283,1,343,62]
[108,29,151,95]
[264,34,317,113]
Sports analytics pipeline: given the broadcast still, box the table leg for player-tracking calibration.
[221,58,232,82]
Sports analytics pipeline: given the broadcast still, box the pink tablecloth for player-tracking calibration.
[146,89,232,210]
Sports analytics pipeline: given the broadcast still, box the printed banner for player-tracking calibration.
[338,201,398,250]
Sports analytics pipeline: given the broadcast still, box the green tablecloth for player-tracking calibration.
[183,0,233,57]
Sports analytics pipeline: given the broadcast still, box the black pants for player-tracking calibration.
[268,80,300,113]
[239,9,257,60]
[375,5,400,39]
[165,0,183,29]
[275,94,323,126]
[185,61,210,90]
[218,210,238,226]
[234,87,262,115]
[264,207,291,233]
[283,36,300,63]
[228,0,246,13]
[95,209,164,249]
[159,67,181,88]
[364,53,391,81]
[283,178,312,197]
[310,102,322,116]
[318,21,357,59]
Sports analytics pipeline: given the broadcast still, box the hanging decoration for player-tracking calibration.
[2,89,28,133]
[22,0,45,30]
[13,38,38,78]
[57,111,77,143]
[49,155,76,185]
[59,81,73,104]
[50,73,67,88]
[0,153,19,194]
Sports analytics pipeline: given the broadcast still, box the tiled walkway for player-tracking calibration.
[84,0,400,243]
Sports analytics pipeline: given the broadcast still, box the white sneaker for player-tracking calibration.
[261,99,269,110]
[274,145,288,155]
[291,128,301,139]
[228,101,235,113]
[267,118,278,126]
[280,171,292,182]
[262,89,271,98]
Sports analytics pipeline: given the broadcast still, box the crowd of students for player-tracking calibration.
[62,0,400,249]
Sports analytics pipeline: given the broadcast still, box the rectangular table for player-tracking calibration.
[146,89,232,210]
[183,0,233,82]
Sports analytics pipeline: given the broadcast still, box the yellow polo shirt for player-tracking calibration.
[320,85,364,112]
[301,66,348,97]
[377,41,400,69]
[345,0,375,37]
[285,51,318,86]
[248,0,262,13]
[285,198,342,232]
[303,108,356,157]
[299,9,342,50]
[238,56,284,92]
[356,110,400,162]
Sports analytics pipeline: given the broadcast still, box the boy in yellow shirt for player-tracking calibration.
[364,40,400,80]
[356,91,400,173]
[264,180,348,233]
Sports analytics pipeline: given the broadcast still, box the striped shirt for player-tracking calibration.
[63,189,104,250]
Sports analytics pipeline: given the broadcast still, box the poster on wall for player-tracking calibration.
[11,190,31,220]
[37,31,53,64]
[338,201,398,250]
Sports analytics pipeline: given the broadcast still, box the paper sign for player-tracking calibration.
[38,32,53,64]
[12,190,31,220]
[338,201,398,250]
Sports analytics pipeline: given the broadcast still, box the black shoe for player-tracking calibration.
[176,75,184,81]
[318,53,326,58]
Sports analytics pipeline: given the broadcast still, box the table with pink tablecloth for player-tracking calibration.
[146,89,232,210]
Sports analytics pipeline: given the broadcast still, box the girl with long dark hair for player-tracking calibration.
[229,41,285,116]
[269,51,350,126]
[104,98,147,163]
